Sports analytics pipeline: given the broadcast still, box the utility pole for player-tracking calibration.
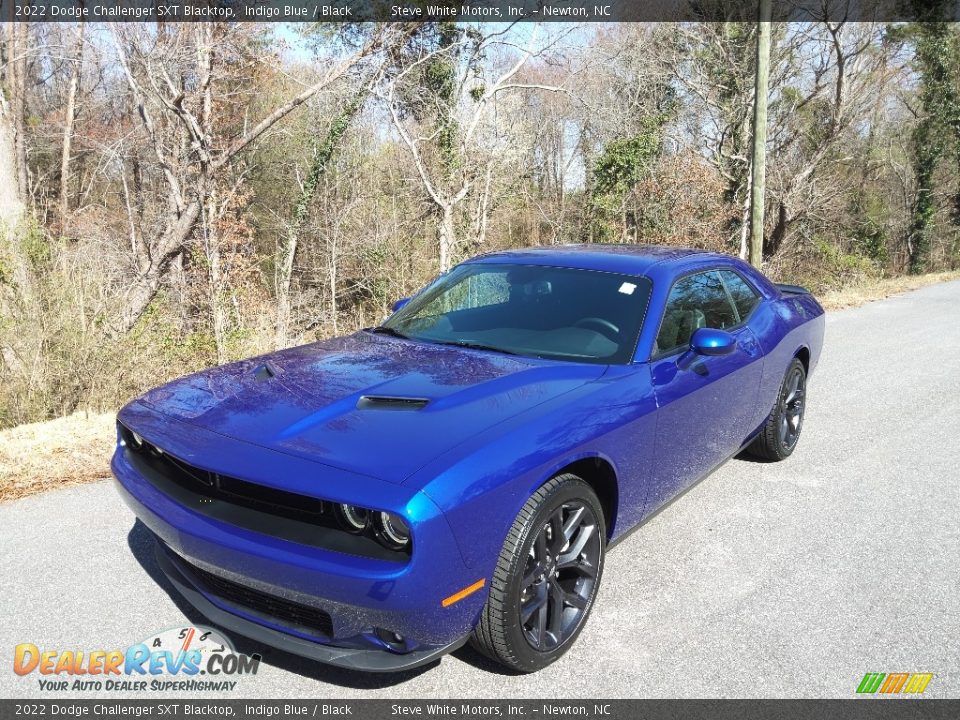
[749,0,772,269]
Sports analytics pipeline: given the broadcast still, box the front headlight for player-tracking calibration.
[376,512,410,550]
[337,504,411,551]
[336,503,370,533]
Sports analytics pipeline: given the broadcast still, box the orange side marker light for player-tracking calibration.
[442,579,486,608]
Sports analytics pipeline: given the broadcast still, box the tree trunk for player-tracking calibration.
[59,23,84,225]
[438,205,455,272]
[119,200,202,332]
[471,164,493,252]
[204,194,229,365]
[275,232,297,347]
[748,6,771,269]
[0,92,24,227]
[767,200,789,258]
[908,159,937,275]
[582,126,595,243]
[738,186,751,260]
[328,236,338,336]
[0,87,31,377]
[0,87,34,310]
[122,270,163,333]
[10,23,28,202]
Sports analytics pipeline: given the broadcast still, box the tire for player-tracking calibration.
[471,473,606,673]
[747,357,807,461]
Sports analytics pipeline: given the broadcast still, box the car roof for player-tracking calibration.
[465,244,731,276]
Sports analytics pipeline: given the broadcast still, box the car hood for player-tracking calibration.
[137,331,606,484]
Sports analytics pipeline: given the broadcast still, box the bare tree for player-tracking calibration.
[383,25,567,271]
[0,83,23,228]
[765,22,894,257]
[8,24,28,202]
[275,75,382,346]
[109,23,410,332]
[59,21,85,224]
[0,21,950,429]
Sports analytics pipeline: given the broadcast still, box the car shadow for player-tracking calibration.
[126,520,438,689]
[449,643,524,676]
[733,449,777,464]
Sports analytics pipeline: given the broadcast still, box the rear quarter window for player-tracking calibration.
[720,270,761,321]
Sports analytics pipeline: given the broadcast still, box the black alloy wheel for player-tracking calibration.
[747,357,808,461]
[472,474,606,672]
[779,363,805,451]
[518,501,601,651]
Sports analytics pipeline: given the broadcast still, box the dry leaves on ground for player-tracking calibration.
[0,411,116,502]
[818,271,960,310]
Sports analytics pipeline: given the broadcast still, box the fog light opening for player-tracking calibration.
[375,628,407,653]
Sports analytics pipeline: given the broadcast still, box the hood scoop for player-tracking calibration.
[356,395,430,411]
[252,363,276,382]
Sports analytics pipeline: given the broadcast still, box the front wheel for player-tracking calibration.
[747,357,807,461]
[471,474,605,673]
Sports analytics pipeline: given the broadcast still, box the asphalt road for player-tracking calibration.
[2,281,959,699]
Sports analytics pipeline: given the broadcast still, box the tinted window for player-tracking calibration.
[384,264,652,364]
[655,271,738,356]
[416,270,510,314]
[720,270,760,321]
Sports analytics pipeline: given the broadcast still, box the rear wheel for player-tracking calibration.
[471,474,605,672]
[747,357,807,461]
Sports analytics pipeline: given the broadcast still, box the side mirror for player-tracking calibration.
[690,327,737,356]
[391,297,410,312]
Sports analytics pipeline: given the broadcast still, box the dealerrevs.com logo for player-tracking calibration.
[13,626,260,693]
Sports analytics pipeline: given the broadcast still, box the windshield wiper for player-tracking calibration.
[433,340,521,356]
[368,326,410,339]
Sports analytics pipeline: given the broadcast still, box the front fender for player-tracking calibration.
[411,366,657,571]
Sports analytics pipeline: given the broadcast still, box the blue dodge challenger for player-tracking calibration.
[113,245,824,673]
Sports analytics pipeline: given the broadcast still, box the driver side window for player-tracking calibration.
[655,270,738,356]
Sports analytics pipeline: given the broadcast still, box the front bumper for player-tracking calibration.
[154,541,468,672]
[112,402,488,672]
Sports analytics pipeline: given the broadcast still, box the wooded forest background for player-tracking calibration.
[1,18,959,429]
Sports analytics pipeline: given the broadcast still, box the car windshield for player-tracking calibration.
[380,263,652,364]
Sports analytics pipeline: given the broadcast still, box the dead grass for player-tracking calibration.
[0,411,115,502]
[1,272,958,503]
[818,270,960,310]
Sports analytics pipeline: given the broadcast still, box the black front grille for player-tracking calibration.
[183,559,334,638]
[119,423,328,522]
[117,421,410,562]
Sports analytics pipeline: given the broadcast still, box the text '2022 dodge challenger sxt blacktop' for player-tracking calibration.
[112,245,824,673]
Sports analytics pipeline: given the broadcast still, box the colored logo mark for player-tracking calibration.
[857,672,933,694]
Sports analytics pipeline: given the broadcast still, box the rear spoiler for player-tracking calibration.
[774,283,811,296]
